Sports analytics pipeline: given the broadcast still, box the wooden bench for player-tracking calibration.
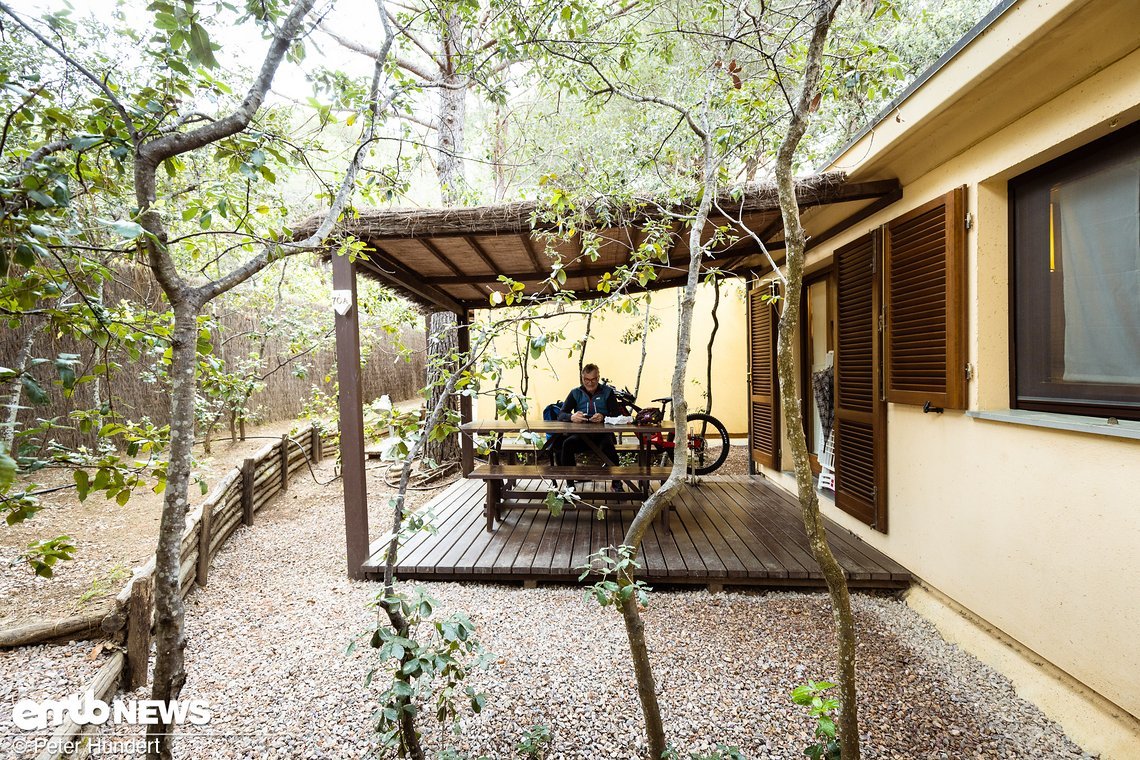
[470,463,673,531]
[498,439,643,465]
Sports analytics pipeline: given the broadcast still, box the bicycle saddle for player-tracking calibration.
[650,397,672,404]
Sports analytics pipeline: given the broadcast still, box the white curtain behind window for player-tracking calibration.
[1057,159,1140,384]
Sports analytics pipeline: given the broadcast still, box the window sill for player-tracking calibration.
[966,409,1140,440]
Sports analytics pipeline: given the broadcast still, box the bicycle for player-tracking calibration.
[610,385,731,475]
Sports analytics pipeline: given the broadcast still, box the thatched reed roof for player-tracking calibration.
[294,173,899,313]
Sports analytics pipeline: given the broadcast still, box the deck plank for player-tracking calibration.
[376,476,911,589]
[687,483,783,577]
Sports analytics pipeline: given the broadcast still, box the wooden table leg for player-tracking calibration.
[485,479,502,532]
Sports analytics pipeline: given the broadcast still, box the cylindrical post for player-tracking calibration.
[241,458,255,526]
[196,501,212,587]
[310,424,322,463]
[280,434,290,492]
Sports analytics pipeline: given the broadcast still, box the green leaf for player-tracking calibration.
[27,189,55,207]
[115,489,130,506]
[791,685,814,706]
[188,22,219,68]
[74,470,90,501]
[21,375,49,405]
[54,357,77,390]
[99,218,145,240]
[13,244,36,268]
[0,449,16,491]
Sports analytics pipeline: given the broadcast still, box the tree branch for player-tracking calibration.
[192,0,397,303]
[0,2,138,141]
[138,0,317,167]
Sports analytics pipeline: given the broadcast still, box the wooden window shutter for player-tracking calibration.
[884,186,968,409]
[834,231,888,531]
[747,285,780,469]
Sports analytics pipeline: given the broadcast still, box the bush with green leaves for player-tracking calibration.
[579,545,652,609]
[662,744,746,760]
[352,587,491,756]
[792,680,841,760]
[516,724,552,759]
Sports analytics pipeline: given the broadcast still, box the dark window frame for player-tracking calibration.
[1008,121,1140,421]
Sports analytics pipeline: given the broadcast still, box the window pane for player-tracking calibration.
[1011,124,1140,418]
[1055,158,1140,385]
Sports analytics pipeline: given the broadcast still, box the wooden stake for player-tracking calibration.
[280,434,290,492]
[241,458,255,526]
[197,500,212,587]
[124,576,153,690]
[311,424,322,463]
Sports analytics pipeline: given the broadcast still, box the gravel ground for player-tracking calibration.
[1,456,1093,759]
[0,419,330,628]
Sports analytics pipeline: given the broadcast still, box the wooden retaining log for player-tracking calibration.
[209,514,241,557]
[253,466,282,491]
[0,611,106,648]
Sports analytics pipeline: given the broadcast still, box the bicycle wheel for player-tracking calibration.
[685,413,730,475]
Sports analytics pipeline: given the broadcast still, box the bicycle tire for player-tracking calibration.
[655,413,731,475]
[686,413,730,474]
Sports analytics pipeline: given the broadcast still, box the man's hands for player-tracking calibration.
[570,411,604,423]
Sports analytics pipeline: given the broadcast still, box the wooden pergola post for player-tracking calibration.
[332,252,369,580]
[457,310,474,476]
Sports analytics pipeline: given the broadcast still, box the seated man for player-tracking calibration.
[556,363,621,490]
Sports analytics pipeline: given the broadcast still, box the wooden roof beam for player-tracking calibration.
[416,236,492,297]
[463,236,508,282]
[519,233,545,272]
[359,256,466,314]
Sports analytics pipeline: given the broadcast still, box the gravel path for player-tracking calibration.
[3,457,1092,759]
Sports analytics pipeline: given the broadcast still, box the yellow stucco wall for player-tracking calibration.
[760,2,1140,721]
[473,281,751,435]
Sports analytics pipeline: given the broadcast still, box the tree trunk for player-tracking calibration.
[579,307,593,374]
[1,328,36,453]
[422,310,459,465]
[147,304,199,760]
[491,101,509,202]
[435,6,467,206]
[705,277,720,414]
[770,2,859,757]
[614,126,718,760]
[633,295,651,399]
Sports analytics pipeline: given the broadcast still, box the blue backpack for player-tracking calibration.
[540,401,565,462]
[542,401,563,422]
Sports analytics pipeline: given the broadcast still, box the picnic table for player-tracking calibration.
[459,419,674,531]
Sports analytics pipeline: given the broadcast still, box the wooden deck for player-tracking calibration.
[365,476,911,589]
